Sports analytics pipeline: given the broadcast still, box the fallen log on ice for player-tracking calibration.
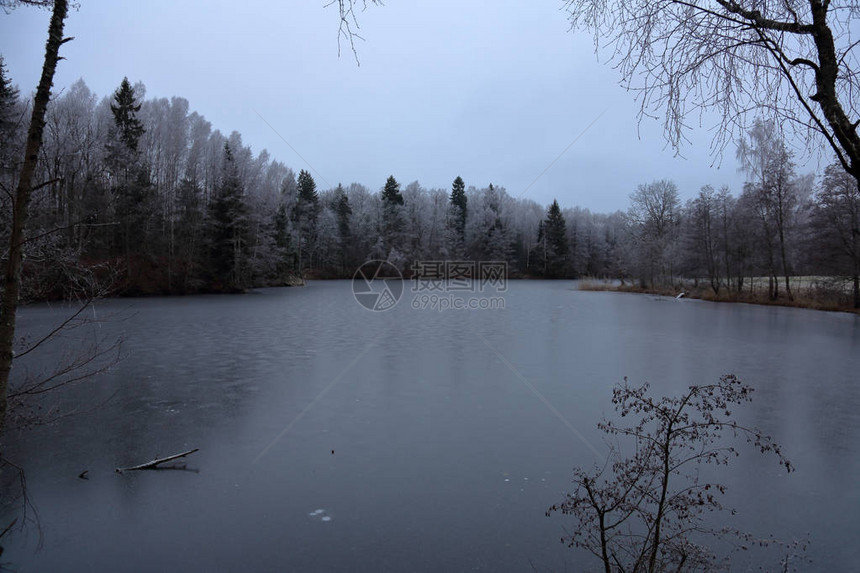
[115,448,199,473]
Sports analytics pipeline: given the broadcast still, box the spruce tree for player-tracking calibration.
[208,144,248,291]
[334,184,352,272]
[292,169,319,273]
[334,184,352,241]
[0,55,20,177]
[380,175,404,254]
[544,199,569,277]
[449,176,467,236]
[109,77,144,152]
[297,169,318,204]
[381,175,404,205]
[105,78,148,277]
[0,55,19,135]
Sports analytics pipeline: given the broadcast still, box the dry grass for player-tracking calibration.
[578,279,678,297]
[578,278,860,314]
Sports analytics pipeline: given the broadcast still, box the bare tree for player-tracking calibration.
[563,0,860,186]
[5,293,125,432]
[0,0,71,432]
[738,120,808,300]
[329,0,383,63]
[627,180,681,287]
[686,185,724,293]
[547,376,797,573]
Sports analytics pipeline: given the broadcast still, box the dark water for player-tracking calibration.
[2,281,859,571]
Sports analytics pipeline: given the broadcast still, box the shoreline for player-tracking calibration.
[18,275,860,316]
[578,281,860,315]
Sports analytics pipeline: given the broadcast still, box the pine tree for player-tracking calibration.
[449,175,467,236]
[109,77,144,152]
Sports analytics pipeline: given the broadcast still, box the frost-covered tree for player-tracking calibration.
[344,182,380,262]
[811,163,860,307]
[683,186,723,293]
[738,121,809,300]
[466,184,515,264]
[402,180,430,263]
[628,180,681,287]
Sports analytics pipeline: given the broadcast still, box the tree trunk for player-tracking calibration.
[648,430,673,573]
[853,267,859,309]
[0,0,70,432]
[777,203,793,301]
[808,1,860,191]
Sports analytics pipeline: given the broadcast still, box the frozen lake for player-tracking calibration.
[2,280,859,571]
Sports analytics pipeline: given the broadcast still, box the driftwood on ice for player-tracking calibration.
[115,448,199,473]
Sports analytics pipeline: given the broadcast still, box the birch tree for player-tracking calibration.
[563,0,860,188]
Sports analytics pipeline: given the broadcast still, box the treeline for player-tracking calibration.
[615,120,860,309]
[0,67,858,307]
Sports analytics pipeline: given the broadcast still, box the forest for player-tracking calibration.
[1,64,858,308]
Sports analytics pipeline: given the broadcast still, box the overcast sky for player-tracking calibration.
[3,0,757,212]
